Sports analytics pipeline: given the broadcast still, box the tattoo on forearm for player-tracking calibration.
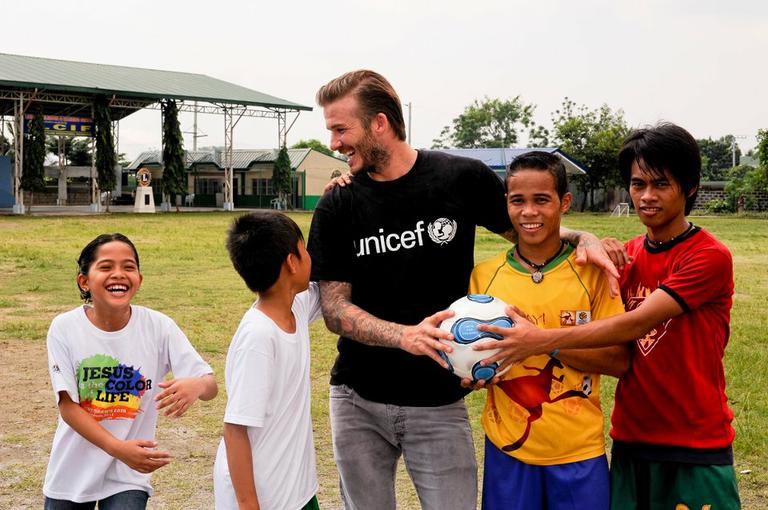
[319,281,403,348]
[559,227,582,245]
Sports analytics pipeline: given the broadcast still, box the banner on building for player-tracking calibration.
[24,115,94,137]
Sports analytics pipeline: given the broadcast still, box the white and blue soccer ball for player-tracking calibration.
[438,294,514,382]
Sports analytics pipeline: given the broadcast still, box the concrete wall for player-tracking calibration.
[23,188,91,205]
[694,182,768,212]
[301,151,349,196]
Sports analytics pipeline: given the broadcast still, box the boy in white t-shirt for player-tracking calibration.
[214,211,322,510]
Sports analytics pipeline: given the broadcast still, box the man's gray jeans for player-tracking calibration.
[330,384,477,510]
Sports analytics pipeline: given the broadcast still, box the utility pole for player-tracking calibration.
[193,103,198,151]
[731,135,747,168]
[183,102,207,151]
[403,102,412,144]
[500,133,507,170]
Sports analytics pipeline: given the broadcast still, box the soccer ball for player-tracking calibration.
[438,294,514,382]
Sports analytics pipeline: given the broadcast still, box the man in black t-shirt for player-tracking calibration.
[308,70,618,510]
[308,70,512,510]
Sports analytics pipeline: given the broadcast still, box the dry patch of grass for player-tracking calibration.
[0,212,766,509]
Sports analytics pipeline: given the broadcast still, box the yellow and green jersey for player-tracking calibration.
[470,244,624,466]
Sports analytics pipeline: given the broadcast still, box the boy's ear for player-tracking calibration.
[560,192,573,214]
[687,185,698,198]
[285,253,298,275]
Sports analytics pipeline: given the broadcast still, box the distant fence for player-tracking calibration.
[23,187,90,205]
[21,183,768,212]
[693,182,768,212]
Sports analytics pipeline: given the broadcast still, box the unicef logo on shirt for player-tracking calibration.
[427,218,457,245]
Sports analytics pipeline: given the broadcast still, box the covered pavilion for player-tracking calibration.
[0,52,311,213]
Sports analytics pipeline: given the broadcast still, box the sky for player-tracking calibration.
[2,0,767,162]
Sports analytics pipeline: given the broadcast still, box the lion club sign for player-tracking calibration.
[136,168,152,187]
[133,169,156,213]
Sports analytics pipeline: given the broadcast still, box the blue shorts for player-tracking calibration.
[482,436,609,510]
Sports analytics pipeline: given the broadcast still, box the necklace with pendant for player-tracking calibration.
[645,222,695,248]
[515,241,565,284]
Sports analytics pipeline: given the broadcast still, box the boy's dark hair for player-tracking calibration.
[618,122,701,215]
[507,151,568,198]
[226,211,304,293]
[316,70,407,141]
[77,233,140,302]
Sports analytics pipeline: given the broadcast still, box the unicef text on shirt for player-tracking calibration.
[354,219,458,257]
[355,221,427,257]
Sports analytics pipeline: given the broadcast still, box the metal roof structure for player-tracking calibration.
[437,148,588,175]
[127,148,324,171]
[0,53,311,120]
[0,53,312,213]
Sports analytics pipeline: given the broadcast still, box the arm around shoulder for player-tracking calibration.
[561,227,621,297]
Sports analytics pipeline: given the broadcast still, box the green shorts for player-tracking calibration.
[301,495,320,510]
[610,451,740,510]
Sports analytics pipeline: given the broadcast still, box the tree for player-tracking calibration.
[21,107,47,211]
[0,131,11,156]
[46,137,93,166]
[757,129,768,171]
[70,139,93,166]
[724,164,768,212]
[431,96,539,149]
[549,98,628,211]
[46,136,70,161]
[161,99,187,211]
[528,124,551,147]
[272,146,292,209]
[697,135,739,181]
[94,97,117,211]
[291,139,334,157]
[117,152,130,168]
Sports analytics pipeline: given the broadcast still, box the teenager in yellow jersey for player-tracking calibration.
[469,151,629,510]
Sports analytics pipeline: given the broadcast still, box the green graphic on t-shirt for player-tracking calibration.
[77,354,120,400]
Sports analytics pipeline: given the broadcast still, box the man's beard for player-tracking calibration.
[359,130,390,174]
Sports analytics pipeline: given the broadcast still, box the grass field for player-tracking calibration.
[0,211,766,509]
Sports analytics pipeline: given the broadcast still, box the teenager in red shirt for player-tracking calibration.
[476,123,740,509]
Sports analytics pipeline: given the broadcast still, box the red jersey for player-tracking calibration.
[610,226,735,451]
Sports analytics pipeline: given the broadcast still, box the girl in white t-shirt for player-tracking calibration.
[43,233,218,509]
